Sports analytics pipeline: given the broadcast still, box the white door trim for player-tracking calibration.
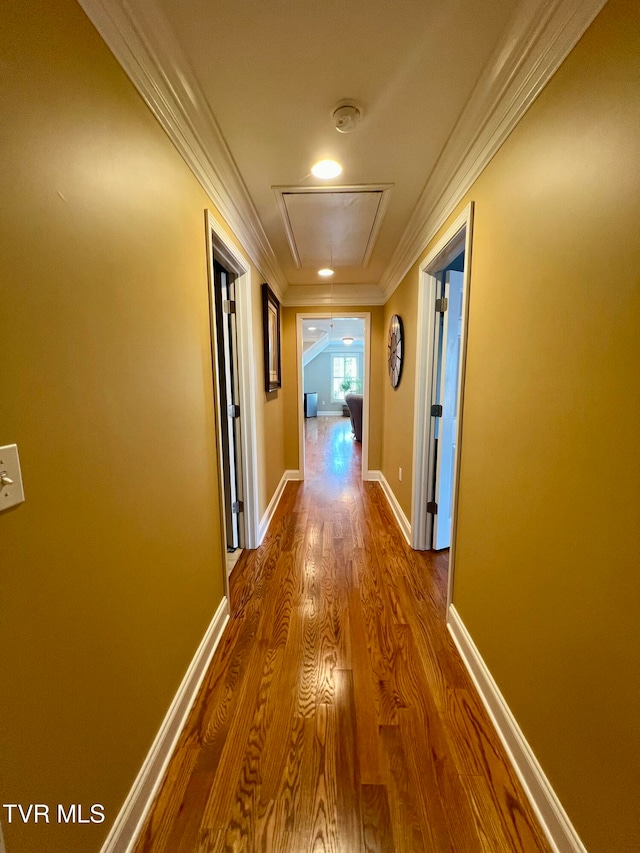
[411,203,474,609]
[296,312,371,480]
[205,211,260,561]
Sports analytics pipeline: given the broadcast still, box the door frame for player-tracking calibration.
[411,202,474,608]
[205,211,260,572]
[296,312,372,480]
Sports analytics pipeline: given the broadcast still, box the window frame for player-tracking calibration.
[331,354,358,401]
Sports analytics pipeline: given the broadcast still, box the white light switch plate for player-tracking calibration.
[0,444,25,511]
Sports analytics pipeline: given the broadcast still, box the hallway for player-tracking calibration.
[2,3,637,850]
[134,417,550,852]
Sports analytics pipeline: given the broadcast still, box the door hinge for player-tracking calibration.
[435,297,448,313]
[431,404,443,417]
[223,299,236,314]
[232,500,244,513]
[427,501,438,514]
[227,404,240,418]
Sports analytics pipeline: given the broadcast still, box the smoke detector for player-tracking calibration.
[332,100,362,133]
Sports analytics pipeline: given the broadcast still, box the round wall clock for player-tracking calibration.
[387,314,404,388]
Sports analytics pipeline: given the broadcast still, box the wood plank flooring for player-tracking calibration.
[134,416,551,852]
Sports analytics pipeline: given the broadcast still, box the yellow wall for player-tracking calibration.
[4,0,638,850]
[381,268,420,517]
[282,306,384,473]
[381,0,640,849]
[250,277,287,512]
[0,1,283,851]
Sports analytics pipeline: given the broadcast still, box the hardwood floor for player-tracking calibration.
[134,416,551,852]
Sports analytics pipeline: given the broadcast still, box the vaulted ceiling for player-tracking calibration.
[79,0,606,304]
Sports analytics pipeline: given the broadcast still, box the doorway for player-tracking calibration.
[205,211,260,593]
[411,203,474,606]
[296,312,371,480]
[430,254,464,551]
[211,258,243,553]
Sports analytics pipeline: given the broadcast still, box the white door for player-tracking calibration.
[432,269,464,550]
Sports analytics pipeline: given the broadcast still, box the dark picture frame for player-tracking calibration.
[262,283,282,392]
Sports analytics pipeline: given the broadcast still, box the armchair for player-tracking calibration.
[344,393,363,442]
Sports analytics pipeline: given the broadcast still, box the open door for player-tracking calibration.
[430,268,464,550]
[210,258,244,552]
[411,201,473,611]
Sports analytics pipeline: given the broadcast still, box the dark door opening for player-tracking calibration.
[211,258,244,552]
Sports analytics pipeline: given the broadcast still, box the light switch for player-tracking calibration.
[0,444,25,511]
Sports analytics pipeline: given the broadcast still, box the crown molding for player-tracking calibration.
[78,0,606,308]
[380,0,608,299]
[282,283,385,307]
[77,0,287,302]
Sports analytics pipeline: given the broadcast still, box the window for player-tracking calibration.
[332,355,358,400]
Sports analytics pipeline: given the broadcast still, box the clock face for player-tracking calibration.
[388,314,403,388]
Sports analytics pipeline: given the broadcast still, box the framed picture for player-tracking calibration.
[262,283,282,392]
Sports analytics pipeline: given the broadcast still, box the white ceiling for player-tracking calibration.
[81,0,606,304]
[302,317,366,347]
[275,186,393,270]
[152,0,520,288]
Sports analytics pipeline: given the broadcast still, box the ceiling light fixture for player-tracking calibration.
[318,268,334,277]
[311,159,342,179]
[308,326,316,331]
[342,336,354,345]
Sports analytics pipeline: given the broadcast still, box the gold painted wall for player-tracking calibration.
[0,1,282,851]
[381,0,640,849]
[251,278,287,512]
[381,268,420,517]
[282,306,384,473]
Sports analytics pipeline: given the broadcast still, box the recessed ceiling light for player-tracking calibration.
[318,268,334,277]
[311,159,342,179]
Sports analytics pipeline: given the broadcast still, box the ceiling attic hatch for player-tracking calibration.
[273,184,393,270]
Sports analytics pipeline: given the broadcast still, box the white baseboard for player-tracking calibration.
[367,471,411,546]
[258,469,301,544]
[100,597,230,853]
[447,606,587,853]
[316,410,344,417]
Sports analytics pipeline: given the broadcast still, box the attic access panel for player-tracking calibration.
[273,184,393,269]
